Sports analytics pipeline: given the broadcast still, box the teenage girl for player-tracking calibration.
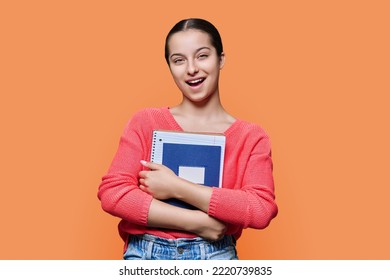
[98,18,278,260]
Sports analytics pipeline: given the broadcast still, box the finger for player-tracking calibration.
[139,184,149,194]
[140,160,161,170]
[139,171,147,178]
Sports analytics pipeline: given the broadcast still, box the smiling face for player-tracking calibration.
[167,29,225,104]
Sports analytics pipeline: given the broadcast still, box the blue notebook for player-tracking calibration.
[150,130,226,209]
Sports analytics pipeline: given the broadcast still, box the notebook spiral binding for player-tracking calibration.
[151,131,157,162]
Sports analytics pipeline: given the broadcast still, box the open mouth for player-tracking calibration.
[186,78,205,87]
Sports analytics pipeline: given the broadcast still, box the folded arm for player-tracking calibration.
[137,135,278,230]
[98,115,226,239]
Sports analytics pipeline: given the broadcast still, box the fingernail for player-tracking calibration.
[140,160,147,165]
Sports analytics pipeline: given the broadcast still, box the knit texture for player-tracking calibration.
[98,107,278,242]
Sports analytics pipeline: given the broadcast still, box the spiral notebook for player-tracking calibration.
[150,130,226,209]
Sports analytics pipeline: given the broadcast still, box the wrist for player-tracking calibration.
[183,210,204,233]
[172,177,193,199]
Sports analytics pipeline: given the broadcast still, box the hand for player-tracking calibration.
[138,160,182,200]
[189,211,227,241]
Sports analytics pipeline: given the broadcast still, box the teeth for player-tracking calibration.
[188,78,203,84]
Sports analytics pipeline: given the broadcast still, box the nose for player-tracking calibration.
[187,59,199,75]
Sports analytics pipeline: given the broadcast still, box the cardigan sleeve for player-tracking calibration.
[208,131,278,230]
[97,111,153,226]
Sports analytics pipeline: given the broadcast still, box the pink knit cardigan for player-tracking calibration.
[98,107,277,242]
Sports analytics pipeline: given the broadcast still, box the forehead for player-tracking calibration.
[168,29,213,54]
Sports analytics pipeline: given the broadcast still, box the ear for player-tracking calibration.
[219,52,226,69]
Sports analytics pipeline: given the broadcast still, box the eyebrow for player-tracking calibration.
[170,47,211,59]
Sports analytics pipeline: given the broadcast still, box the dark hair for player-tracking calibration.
[164,18,224,64]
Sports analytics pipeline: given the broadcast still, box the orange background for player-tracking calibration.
[1,0,389,259]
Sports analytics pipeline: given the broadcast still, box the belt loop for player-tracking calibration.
[199,243,206,260]
[146,238,153,260]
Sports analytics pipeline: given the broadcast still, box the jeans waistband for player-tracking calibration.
[130,234,235,248]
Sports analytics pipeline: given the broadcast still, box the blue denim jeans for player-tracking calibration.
[123,234,238,260]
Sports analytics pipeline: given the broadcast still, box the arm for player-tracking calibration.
[138,160,213,213]
[138,131,278,230]
[98,112,226,238]
[208,135,278,229]
[97,115,154,226]
[148,199,226,241]
[137,161,226,240]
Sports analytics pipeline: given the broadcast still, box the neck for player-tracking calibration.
[177,91,226,120]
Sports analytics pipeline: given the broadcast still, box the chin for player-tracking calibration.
[186,93,212,104]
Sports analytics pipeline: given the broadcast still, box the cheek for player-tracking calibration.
[200,60,220,73]
[169,67,184,81]
[169,71,186,90]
